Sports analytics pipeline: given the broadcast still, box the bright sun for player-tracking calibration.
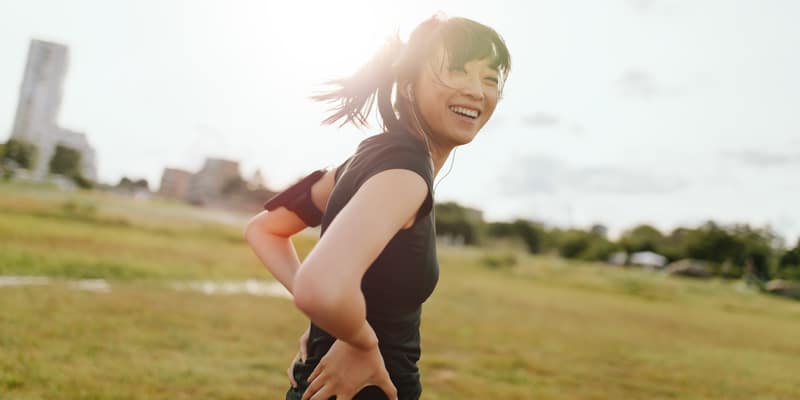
[207,1,439,91]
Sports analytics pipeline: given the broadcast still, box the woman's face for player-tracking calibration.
[410,43,501,147]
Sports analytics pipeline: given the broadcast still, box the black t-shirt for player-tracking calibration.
[288,127,439,400]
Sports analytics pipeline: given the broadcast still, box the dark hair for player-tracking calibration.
[310,13,511,133]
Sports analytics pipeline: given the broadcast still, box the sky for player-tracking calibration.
[1,0,798,243]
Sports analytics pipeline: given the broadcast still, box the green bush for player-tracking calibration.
[71,173,94,189]
[49,144,82,176]
[479,251,518,270]
[2,138,37,169]
[777,240,800,280]
[554,228,620,262]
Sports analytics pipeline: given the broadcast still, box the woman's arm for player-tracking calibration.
[243,166,339,294]
[292,168,429,350]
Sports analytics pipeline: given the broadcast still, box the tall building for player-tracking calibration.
[10,39,97,181]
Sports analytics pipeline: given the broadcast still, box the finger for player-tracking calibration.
[308,383,334,400]
[287,364,297,388]
[377,375,399,400]
[307,363,322,383]
[288,353,300,388]
[301,372,324,400]
[300,379,314,400]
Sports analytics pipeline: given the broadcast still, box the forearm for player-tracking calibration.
[245,230,301,294]
[293,272,378,350]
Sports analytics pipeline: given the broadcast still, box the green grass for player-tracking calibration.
[1,181,799,399]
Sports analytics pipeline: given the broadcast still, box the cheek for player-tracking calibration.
[419,92,449,122]
[481,103,498,122]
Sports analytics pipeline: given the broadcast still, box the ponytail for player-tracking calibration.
[310,32,405,131]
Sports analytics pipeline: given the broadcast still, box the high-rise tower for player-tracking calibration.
[10,39,96,181]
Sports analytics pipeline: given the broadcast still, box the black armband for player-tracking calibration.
[263,169,326,227]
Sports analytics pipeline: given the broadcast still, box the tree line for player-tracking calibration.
[434,201,800,281]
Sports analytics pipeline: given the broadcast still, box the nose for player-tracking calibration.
[459,74,484,101]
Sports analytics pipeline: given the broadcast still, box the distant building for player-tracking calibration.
[665,259,711,278]
[157,158,274,212]
[630,251,668,268]
[608,251,627,266]
[9,39,97,181]
[184,158,241,205]
[248,168,266,190]
[158,167,192,199]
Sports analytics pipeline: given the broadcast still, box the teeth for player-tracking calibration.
[449,106,479,119]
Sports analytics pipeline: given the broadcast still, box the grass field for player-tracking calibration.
[1,181,799,399]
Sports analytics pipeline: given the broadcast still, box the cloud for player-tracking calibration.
[519,112,586,136]
[500,154,688,195]
[617,68,660,98]
[521,112,560,128]
[721,150,800,167]
[500,155,562,195]
[616,68,691,99]
[568,166,687,194]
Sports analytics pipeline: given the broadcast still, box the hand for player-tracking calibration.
[301,339,398,400]
[288,325,311,389]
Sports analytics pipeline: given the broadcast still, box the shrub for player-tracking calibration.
[479,251,518,270]
[2,138,37,170]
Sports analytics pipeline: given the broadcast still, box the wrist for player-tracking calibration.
[347,320,379,351]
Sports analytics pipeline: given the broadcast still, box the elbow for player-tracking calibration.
[292,272,323,316]
[293,285,316,316]
[293,269,346,318]
[243,219,256,244]
[243,213,267,244]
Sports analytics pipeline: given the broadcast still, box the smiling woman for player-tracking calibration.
[244,12,510,400]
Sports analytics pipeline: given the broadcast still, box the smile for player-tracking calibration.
[448,105,480,119]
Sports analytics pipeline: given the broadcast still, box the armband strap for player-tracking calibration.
[263,169,326,227]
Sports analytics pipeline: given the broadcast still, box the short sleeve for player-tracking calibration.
[334,156,353,184]
[359,146,434,225]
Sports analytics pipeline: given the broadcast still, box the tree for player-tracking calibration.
[557,228,618,261]
[116,177,150,192]
[49,144,93,189]
[680,221,778,279]
[487,218,548,254]
[660,227,692,262]
[778,239,800,280]
[619,224,665,253]
[49,144,82,176]
[434,201,484,246]
[2,138,37,170]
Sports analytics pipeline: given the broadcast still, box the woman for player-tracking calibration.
[244,13,511,400]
